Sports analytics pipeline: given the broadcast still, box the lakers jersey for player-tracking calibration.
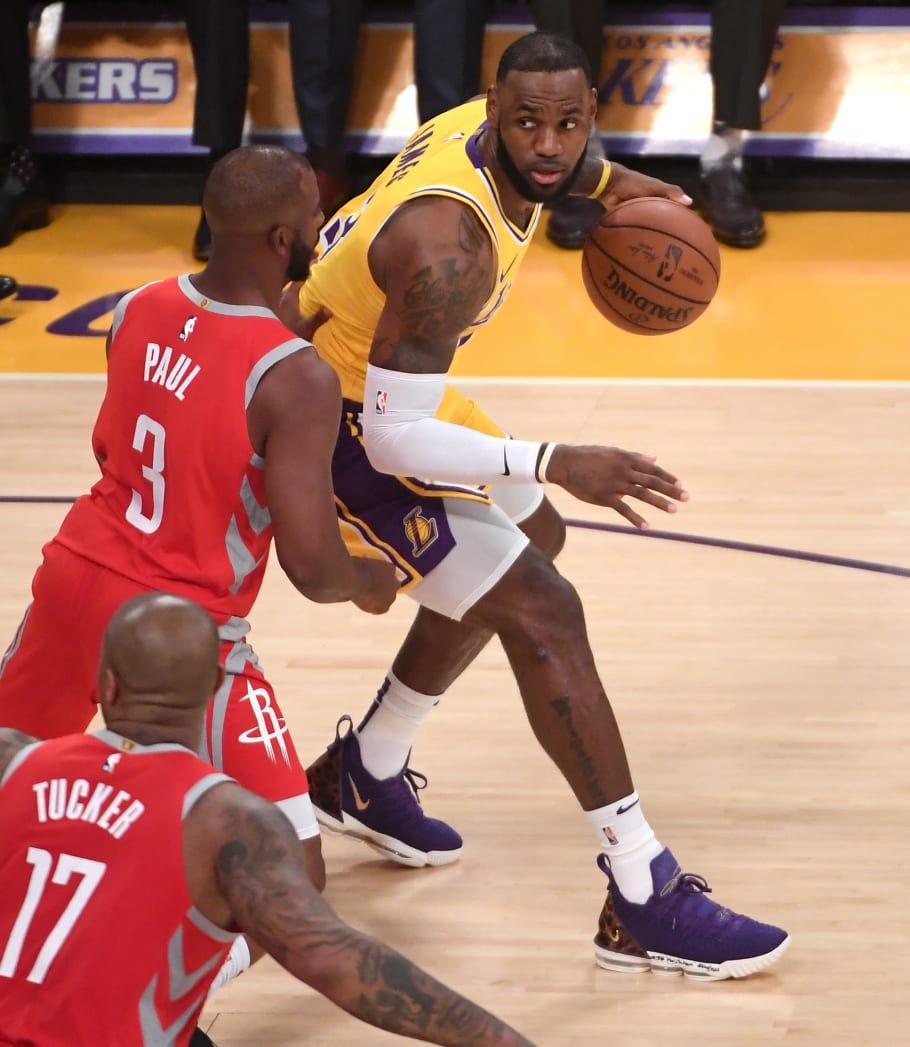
[299,99,542,401]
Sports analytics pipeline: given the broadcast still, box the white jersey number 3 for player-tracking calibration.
[0,848,107,984]
[126,413,166,534]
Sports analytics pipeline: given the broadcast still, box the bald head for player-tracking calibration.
[98,593,221,723]
[203,145,314,238]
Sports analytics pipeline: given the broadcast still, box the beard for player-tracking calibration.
[285,232,313,282]
[495,129,588,204]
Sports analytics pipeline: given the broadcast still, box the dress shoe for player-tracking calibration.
[193,211,211,262]
[0,275,17,301]
[699,164,766,248]
[545,196,604,250]
[0,169,50,247]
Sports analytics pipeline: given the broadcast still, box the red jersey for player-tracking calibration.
[0,731,237,1047]
[54,275,309,623]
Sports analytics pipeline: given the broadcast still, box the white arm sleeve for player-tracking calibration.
[362,364,548,484]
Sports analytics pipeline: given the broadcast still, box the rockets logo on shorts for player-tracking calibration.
[238,681,292,767]
[375,390,388,415]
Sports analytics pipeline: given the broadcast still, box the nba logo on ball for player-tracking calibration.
[582,198,721,336]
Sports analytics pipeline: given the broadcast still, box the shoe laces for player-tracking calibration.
[403,767,428,805]
[662,871,712,897]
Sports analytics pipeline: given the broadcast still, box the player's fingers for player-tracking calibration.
[630,472,688,501]
[610,497,648,529]
[629,487,678,513]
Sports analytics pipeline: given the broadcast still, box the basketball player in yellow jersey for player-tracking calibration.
[292,32,790,979]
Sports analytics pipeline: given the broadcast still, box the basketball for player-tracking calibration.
[581,197,721,336]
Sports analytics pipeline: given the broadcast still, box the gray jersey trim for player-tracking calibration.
[218,616,251,644]
[0,739,43,787]
[92,729,194,757]
[181,772,233,820]
[244,338,309,408]
[111,280,162,339]
[205,640,261,770]
[176,273,278,320]
[186,903,238,945]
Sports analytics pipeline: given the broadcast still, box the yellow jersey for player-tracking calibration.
[299,99,542,402]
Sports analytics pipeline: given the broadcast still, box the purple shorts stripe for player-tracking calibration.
[333,401,474,577]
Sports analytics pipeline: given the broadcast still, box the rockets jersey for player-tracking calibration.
[53,275,309,624]
[0,731,237,1047]
[298,98,542,401]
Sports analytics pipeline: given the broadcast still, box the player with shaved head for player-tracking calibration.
[0,592,533,1047]
[0,146,399,1023]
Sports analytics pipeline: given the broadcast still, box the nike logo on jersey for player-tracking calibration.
[502,444,511,477]
[348,774,371,811]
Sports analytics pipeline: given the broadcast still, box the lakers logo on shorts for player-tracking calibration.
[404,506,438,558]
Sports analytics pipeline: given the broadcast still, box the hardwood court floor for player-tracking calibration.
[0,206,909,1045]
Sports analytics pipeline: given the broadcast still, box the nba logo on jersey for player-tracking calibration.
[375,390,388,415]
[102,752,122,773]
[179,315,197,341]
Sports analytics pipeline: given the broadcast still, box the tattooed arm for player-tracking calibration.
[0,728,38,781]
[191,784,534,1046]
[367,196,495,373]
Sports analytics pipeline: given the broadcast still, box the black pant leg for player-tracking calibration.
[710,0,788,128]
[414,0,491,124]
[183,0,251,150]
[0,0,32,145]
[288,0,363,170]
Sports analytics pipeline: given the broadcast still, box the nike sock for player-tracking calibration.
[209,935,251,993]
[700,122,744,172]
[585,792,664,904]
[355,670,442,779]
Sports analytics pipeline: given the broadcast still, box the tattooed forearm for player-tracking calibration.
[347,937,534,1045]
[213,794,533,1044]
[551,695,608,808]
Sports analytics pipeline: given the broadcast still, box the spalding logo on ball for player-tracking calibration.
[582,197,721,335]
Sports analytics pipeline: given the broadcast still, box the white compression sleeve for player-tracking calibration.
[362,364,550,484]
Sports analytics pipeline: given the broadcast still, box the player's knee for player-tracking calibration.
[504,554,584,649]
[520,496,566,560]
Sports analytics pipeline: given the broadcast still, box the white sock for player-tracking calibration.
[209,935,251,993]
[355,670,441,779]
[700,125,744,172]
[585,792,664,904]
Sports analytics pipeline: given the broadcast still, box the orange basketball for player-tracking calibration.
[581,197,721,335]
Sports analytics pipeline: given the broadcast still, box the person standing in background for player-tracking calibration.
[534,0,787,248]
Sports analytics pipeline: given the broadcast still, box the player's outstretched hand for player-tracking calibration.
[599,161,692,211]
[547,444,688,529]
[351,557,400,614]
[278,281,332,342]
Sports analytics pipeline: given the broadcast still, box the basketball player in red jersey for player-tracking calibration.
[0,146,398,895]
[290,32,790,979]
[0,592,533,1047]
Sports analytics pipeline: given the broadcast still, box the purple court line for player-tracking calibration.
[1,495,906,579]
[564,519,910,579]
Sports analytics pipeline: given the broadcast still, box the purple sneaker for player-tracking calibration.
[594,849,790,980]
[305,716,462,868]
